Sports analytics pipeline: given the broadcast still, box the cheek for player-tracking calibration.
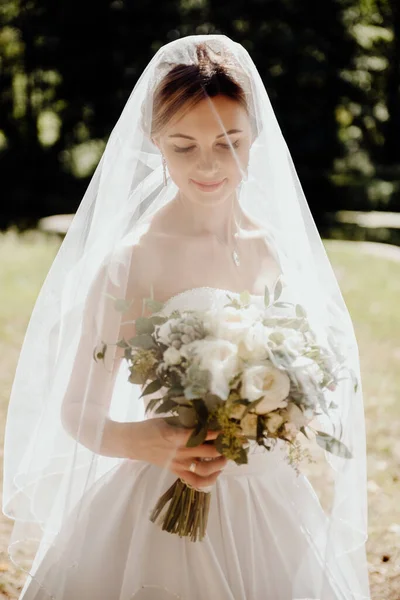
[223,148,249,180]
[166,155,193,185]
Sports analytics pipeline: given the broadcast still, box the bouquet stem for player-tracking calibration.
[149,478,211,542]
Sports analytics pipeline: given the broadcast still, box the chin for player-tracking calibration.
[184,178,236,206]
[190,189,234,206]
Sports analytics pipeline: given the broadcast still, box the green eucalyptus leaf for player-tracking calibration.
[149,315,167,326]
[300,426,310,439]
[155,397,178,414]
[141,379,163,397]
[186,424,208,448]
[316,431,353,459]
[145,397,163,413]
[114,298,133,313]
[167,387,185,398]
[116,339,130,349]
[144,298,165,314]
[273,278,283,302]
[235,446,249,465]
[164,416,187,428]
[128,334,156,350]
[295,304,307,318]
[192,398,209,422]
[240,290,251,306]
[135,317,155,335]
[177,406,198,427]
[264,286,270,308]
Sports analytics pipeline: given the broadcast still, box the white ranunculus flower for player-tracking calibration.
[204,305,261,346]
[284,422,298,441]
[182,339,239,400]
[239,321,272,361]
[156,319,177,346]
[241,362,291,414]
[228,402,247,419]
[292,357,325,392]
[163,346,182,366]
[240,413,258,438]
[280,329,307,357]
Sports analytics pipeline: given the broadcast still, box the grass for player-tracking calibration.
[0,230,399,599]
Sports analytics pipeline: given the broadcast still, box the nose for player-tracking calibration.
[197,149,218,174]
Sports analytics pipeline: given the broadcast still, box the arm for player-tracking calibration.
[60,247,147,458]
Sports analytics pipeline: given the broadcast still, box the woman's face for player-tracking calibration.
[156,95,252,206]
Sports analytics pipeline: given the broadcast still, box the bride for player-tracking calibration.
[2,35,370,599]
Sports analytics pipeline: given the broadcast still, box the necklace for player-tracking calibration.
[213,232,241,267]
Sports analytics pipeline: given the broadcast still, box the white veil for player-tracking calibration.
[2,34,370,599]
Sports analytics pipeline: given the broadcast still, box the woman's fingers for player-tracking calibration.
[179,442,222,459]
[175,468,222,489]
[179,455,227,477]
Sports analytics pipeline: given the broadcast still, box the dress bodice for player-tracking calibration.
[159,286,265,315]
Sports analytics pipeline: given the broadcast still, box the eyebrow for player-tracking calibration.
[168,129,243,140]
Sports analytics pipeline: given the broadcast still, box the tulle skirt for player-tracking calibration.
[19,446,364,600]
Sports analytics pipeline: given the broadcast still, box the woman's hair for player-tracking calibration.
[150,43,250,137]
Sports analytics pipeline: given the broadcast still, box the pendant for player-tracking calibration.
[232,250,240,267]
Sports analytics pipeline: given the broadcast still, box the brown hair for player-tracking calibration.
[150,43,249,138]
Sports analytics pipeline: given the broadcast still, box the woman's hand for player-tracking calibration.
[125,418,227,488]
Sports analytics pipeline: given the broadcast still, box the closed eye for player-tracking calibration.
[217,140,240,150]
[173,145,196,153]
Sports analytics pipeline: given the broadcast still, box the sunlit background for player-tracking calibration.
[0,1,399,598]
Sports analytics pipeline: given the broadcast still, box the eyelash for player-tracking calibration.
[173,140,240,153]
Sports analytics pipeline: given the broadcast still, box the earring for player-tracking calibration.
[162,156,168,186]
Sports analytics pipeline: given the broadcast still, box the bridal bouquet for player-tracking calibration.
[94,279,356,542]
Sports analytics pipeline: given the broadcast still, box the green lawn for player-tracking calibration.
[0,230,399,599]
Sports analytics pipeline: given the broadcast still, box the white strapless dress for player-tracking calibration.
[19,288,368,600]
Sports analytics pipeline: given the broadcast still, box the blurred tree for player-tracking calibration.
[0,0,398,229]
[0,0,183,229]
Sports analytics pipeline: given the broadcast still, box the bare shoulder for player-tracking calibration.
[240,213,281,266]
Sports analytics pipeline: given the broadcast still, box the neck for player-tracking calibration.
[174,191,241,243]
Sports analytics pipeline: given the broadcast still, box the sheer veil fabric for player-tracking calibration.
[2,35,370,599]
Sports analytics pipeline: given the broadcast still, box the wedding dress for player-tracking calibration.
[19,288,366,600]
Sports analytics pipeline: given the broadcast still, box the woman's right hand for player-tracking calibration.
[125,417,228,489]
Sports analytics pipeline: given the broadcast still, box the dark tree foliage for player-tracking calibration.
[0,0,398,229]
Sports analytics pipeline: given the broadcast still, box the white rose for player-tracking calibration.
[239,321,271,361]
[204,305,261,346]
[241,362,290,414]
[182,339,239,400]
[163,346,182,366]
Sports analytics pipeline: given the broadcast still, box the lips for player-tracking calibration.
[191,178,226,192]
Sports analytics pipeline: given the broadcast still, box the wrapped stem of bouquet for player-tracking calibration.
[94,278,357,542]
